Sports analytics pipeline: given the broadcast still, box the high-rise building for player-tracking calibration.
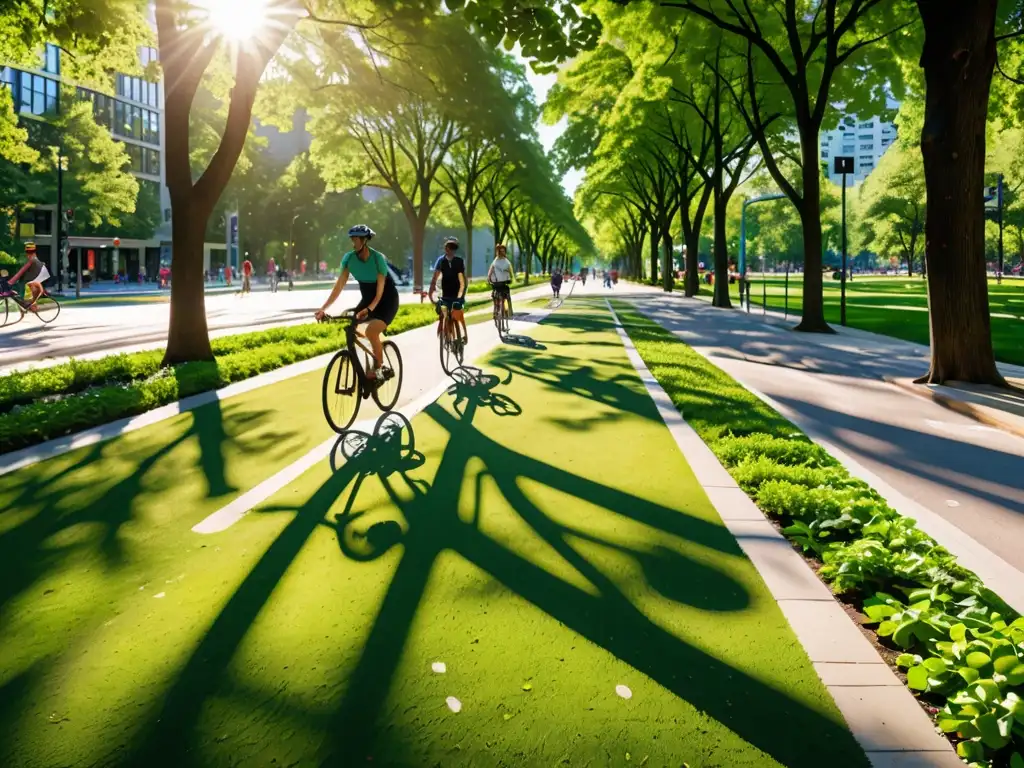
[820,110,898,185]
[1,42,171,282]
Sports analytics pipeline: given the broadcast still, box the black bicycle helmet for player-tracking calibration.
[444,236,459,250]
[348,224,375,239]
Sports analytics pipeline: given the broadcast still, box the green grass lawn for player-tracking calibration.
[0,301,865,767]
[686,275,1024,366]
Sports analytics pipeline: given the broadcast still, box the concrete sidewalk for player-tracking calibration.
[622,286,1024,608]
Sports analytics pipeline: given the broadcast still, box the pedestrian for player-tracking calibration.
[224,263,233,287]
[242,256,253,294]
[268,257,278,293]
[603,270,612,289]
[551,268,563,299]
[611,268,618,286]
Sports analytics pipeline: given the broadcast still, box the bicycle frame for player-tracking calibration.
[324,312,381,393]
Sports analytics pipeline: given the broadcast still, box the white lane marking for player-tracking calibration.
[946,500,961,508]
[191,378,453,534]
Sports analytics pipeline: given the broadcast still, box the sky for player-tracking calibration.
[521,62,585,198]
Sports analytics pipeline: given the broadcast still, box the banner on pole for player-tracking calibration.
[226,212,239,271]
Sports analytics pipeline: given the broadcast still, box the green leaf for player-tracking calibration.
[877,620,897,637]
[957,740,985,761]
[1010,752,1024,768]
[958,667,981,684]
[864,603,897,621]
[922,657,947,675]
[950,623,967,642]
[906,665,929,691]
[966,652,992,669]
[895,653,917,669]
[1007,665,1024,686]
[976,712,1011,749]
[994,654,1019,675]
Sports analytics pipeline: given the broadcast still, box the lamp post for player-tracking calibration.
[833,156,855,326]
[739,193,786,311]
[288,212,302,273]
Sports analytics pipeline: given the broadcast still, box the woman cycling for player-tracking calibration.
[315,225,399,380]
[487,243,515,318]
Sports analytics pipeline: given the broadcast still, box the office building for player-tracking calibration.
[820,110,898,185]
[1,42,171,282]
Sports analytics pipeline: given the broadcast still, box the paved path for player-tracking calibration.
[0,294,879,768]
[0,282,554,375]
[626,287,1024,582]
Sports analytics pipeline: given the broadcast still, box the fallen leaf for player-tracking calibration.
[522,683,533,692]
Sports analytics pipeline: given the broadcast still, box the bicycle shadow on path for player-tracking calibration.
[124,349,865,766]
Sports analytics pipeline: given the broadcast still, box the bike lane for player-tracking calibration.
[0,300,866,767]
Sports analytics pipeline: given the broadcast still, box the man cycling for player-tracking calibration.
[487,243,515,319]
[429,236,468,345]
[8,242,49,313]
[315,224,399,380]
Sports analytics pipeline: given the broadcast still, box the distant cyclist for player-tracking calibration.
[551,268,563,299]
[315,224,399,381]
[487,243,515,318]
[8,242,49,312]
[429,236,468,345]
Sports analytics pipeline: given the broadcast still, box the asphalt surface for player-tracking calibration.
[627,288,1024,578]
[0,282,555,374]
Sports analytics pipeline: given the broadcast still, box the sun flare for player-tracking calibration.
[197,0,271,41]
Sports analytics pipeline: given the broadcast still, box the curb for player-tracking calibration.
[884,376,1024,441]
[605,299,957,765]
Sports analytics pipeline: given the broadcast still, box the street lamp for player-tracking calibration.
[288,212,303,273]
[739,193,786,311]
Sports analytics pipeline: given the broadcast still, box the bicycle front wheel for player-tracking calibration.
[371,340,403,412]
[322,350,361,433]
[35,295,60,324]
[0,297,9,327]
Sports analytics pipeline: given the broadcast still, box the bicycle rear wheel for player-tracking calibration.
[440,322,455,375]
[322,350,361,433]
[371,340,403,411]
[0,297,8,327]
[34,295,60,324]
[501,297,512,336]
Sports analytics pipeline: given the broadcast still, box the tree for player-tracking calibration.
[860,137,926,275]
[480,157,522,246]
[627,0,912,332]
[439,136,500,277]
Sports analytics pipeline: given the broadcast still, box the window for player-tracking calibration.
[859,154,873,161]
[32,75,45,115]
[842,144,855,153]
[858,120,872,128]
[144,148,160,175]
[148,81,157,106]
[44,44,60,75]
[44,77,57,113]
[843,132,855,139]
[0,67,14,90]
[860,143,873,150]
[821,150,829,158]
[131,105,142,138]
[114,100,125,136]
[116,74,127,98]
[130,77,139,102]
[858,133,872,140]
[859,161,873,168]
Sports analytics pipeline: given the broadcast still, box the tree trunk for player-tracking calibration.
[465,226,474,279]
[712,199,731,308]
[662,230,674,292]
[795,158,831,332]
[917,0,1003,385]
[411,218,426,291]
[164,204,214,363]
[684,230,700,296]
[649,228,659,286]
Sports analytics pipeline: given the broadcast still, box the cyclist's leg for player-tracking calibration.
[453,300,467,342]
[27,281,42,310]
[363,318,386,378]
[436,301,447,337]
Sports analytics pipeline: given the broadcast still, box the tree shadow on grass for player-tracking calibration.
[120,346,864,767]
[0,399,289,627]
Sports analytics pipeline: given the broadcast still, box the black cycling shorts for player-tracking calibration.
[355,284,400,325]
[492,281,511,297]
[438,296,465,312]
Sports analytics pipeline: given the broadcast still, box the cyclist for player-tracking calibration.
[487,243,515,319]
[8,242,49,312]
[314,224,399,381]
[551,268,563,299]
[428,236,467,346]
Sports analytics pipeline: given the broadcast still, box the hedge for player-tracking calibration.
[613,302,1024,768]
[0,304,439,454]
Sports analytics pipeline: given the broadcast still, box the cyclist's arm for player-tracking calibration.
[428,269,441,301]
[458,271,466,299]
[487,262,495,283]
[318,269,349,314]
[9,263,29,283]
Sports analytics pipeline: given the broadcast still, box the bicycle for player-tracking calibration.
[436,300,466,375]
[490,283,512,340]
[318,309,404,433]
[0,278,60,327]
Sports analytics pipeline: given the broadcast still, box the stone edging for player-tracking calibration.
[604,299,958,766]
